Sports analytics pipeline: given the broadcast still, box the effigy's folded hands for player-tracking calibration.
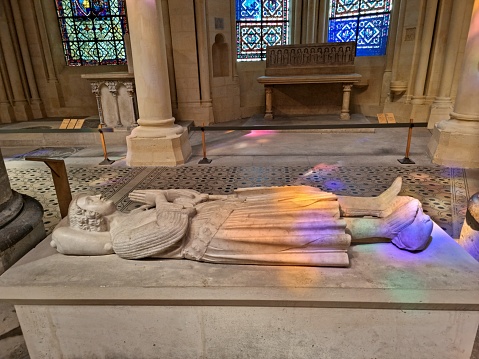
[129,190,165,205]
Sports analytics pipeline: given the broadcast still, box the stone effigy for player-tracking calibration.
[51,177,433,267]
[458,192,479,261]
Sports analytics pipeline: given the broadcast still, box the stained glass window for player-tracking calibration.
[236,0,290,61]
[54,0,128,66]
[328,0,392,56]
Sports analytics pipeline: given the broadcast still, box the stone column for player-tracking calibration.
[0,149,45,274]
[106,81,122,128]
[194,0,214,124]
[125,0,191,166]
[304,0,319,43]
[380,0,402,104]
[124,81,138,126]
[10,0,45,118]
[0,69,14,123]
[90,82,105,127]
[264,87,273,120]
[410,0,438,107]
[340,84,353,120]
[428,0,479,168]
[0,0,32,121]
[427,0,468,129]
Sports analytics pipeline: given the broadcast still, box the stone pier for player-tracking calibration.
[0,150,44,274]
[125,0,191,166]
[428,0,479,168]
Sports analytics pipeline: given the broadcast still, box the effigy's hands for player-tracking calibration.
[129,190,166,205]
[166,189,209,208]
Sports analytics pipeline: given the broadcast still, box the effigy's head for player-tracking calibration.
[468,193,479,221]
[68,194,117,232]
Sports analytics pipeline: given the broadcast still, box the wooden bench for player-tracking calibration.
[257,42,362,120]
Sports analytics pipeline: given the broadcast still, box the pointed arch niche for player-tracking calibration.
[212,34,229,77]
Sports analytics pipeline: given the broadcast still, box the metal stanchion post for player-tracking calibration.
[98,128,115,165]
[24,157,72,218]
[198,125,212,164]
[398,118,416,164]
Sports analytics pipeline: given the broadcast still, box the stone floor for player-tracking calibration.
[1,116,479,358]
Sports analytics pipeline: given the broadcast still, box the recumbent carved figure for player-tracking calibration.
[51,177,433,267]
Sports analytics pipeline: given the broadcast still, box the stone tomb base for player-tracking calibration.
[1,224,478,358]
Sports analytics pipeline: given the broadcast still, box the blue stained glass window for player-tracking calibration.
[54,0,128,66]
[236,0,290,61]
[329,0,392,56]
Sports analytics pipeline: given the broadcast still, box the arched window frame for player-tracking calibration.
[54,0,129,66]
[328,0,392,57]
[236,0,291,61]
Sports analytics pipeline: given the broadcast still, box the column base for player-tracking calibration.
[0,194,45,275]
[410,102,430,122]
[427,98,453,129]
[126,129,192,166]
[176,101,214,126]
[427,119,479,168]
[340,112,350,120]
[13,101,33,122]
[0,103,15,123]
[30,98,46,119]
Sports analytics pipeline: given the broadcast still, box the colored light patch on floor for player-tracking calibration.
[245,130,278,137]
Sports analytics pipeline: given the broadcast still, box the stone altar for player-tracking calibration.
[257,42,362,120]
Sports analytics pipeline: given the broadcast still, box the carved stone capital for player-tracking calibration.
[90,81,101,95]
[124,81,136,95]
[105,81,118,94]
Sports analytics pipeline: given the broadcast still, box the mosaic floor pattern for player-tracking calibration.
[6,164,468,238]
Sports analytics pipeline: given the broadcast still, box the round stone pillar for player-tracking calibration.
[428,0,479,168]
[427,0,468,129]
[0,149,45,274]
[125,0,191,166]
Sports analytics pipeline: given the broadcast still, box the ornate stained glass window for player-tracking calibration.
[54,0,128,66]
[236,0,290,61]
[328,0,392,56]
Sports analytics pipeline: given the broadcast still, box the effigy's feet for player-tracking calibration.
[339,177,403,218]
[386,198,433,251]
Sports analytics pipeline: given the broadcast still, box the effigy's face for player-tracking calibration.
[468,193,479,220]
[77,194,117,216]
